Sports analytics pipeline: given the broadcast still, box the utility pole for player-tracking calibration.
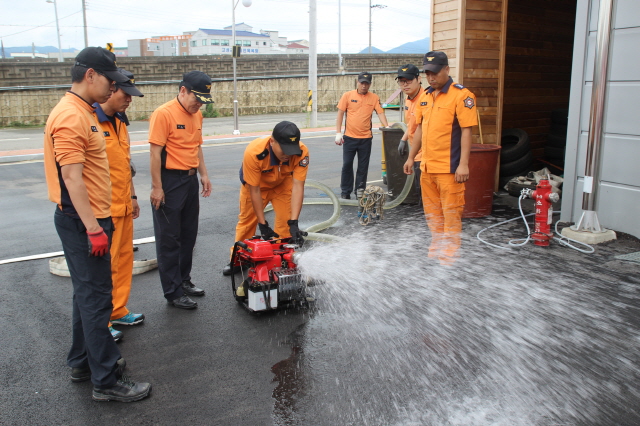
[368,1,386,54]
[82,0,88,48]
[1,39,5,59]
[338,0,342,71]
[309,0,317,127]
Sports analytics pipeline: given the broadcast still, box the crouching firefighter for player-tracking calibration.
[223,121,310,277]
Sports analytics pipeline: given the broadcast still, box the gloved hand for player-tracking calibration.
[335,133,343,146]
[258,221,279,240]
[398,139,408,156]
[87,227,109,257]
[287,220,308,246]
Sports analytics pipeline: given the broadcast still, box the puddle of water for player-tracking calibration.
[272,216,640,426]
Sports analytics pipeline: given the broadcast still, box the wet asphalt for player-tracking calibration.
[1,132,639,425]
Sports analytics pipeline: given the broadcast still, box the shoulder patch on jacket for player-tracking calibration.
[299,156,309,167]
[453,84,465,89]
[256,148,269,160]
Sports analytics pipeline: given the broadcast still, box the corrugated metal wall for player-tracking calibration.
[563,0,640,238]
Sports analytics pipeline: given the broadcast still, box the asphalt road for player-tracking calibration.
[2,133,640,425]
[0,134,386,425]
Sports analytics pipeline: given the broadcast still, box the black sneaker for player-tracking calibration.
[181,280,205,297]
[71,357,126,383]
[168,295,198,309]
[92,374,151,402]
[340,193,351,199]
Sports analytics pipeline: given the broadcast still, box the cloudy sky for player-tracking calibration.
[1,0,430,53]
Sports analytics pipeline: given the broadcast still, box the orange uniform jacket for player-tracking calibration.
[44,92,111,219]
[414,78,478,174]
[95,105,133,217]
[240,136,310,192]
[337,90,384,139]
[148,98,203,170]
[405,87,426,162]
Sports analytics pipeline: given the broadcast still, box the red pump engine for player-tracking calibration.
[230,237,306,312]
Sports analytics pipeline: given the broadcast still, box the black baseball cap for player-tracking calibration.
[423,51,449,73]
[272,121,302,156]
[74,47,128,83]
[357,71,372,83]
[181,71,214,104]
[116,68,143,97]
[396,64,420,80]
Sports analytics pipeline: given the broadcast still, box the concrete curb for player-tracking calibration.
[0,129,337,164]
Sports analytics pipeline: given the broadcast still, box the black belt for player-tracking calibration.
[162,168,197,176]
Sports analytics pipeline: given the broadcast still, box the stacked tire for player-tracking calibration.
[499,128,533,186]
[544,109,568,172]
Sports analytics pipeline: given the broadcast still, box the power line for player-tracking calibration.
[0,11,82,39]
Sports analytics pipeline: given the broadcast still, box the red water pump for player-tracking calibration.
[230,237,306,312]
[526,179,560,246]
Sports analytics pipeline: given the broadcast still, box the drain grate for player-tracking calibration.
[614,252,640,263]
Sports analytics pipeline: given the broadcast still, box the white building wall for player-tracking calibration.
[563,0,640,238]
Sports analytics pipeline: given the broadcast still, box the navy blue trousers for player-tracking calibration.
[340,135,373,196]
[54,208,121,388]
[152,171,200,301]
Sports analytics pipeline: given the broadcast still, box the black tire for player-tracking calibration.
[551,109,569,125]
[544,145,566,160]
[549,123,568,138]
[500,128,530,163]
[506,179,538,197]
[500,150,534,177]
[547,133,567,148]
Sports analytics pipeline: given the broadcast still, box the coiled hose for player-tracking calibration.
[264,173,415,242]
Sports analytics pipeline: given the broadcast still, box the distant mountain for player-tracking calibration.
[358,46,385,54]
[386,37,430,54]
[357,37,430,54]
[3,46,78,54]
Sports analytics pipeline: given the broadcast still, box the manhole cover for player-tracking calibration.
[614,252,640,263]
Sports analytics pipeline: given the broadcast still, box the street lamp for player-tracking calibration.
[232,0,252,135]
[46,0,63,62]
[368,1,386,54]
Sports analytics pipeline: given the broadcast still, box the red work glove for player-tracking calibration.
[87,227,109,257]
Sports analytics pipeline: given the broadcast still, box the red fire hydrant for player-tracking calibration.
[529,179,560,246]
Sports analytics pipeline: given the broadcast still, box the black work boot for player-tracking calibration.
[71,357,126,383]
[168,295,198,309]
[92,374,151,402]
[181,280,205,297]
[222,263,241,276]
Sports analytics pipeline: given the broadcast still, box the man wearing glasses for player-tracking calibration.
[396,64,426,204]
[148,71,213,310]
[44,47,151,402]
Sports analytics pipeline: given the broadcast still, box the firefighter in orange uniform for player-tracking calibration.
[94,68,144,341]
[223,121,309,276]
[396,64,426,203]
[403,51,477,265]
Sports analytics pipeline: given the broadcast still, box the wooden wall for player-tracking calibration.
[502,0,577,155]
[431,0,508,146]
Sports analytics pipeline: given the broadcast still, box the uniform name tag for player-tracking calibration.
[91,126,98,132]
[262,169,273,173]
[351,99,358,103]
[177,124,186,129]
[420,102,427,106]
[103,131,110,137]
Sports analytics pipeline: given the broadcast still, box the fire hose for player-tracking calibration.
[476,190,595,253]
[264,172,415,243]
